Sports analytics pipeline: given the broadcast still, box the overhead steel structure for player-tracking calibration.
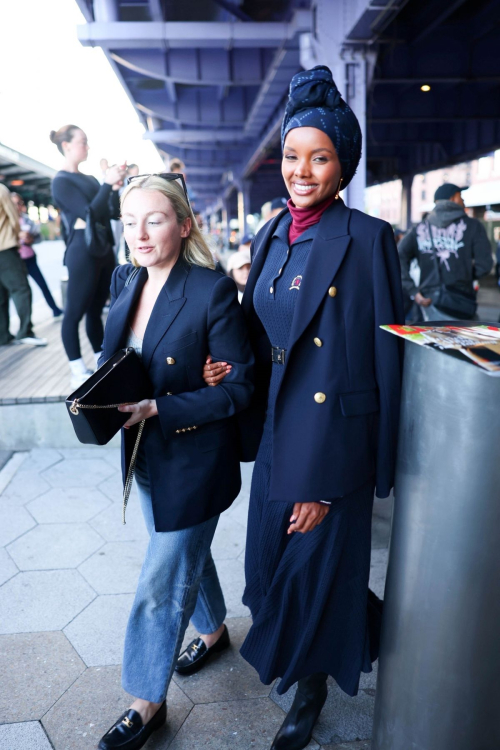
[74,0,500,230]
[0,143,56,205]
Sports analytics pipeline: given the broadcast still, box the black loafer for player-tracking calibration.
[98,700,166,749]
[175,624,230,675]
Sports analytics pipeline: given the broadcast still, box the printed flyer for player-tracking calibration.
[381,324,500,375]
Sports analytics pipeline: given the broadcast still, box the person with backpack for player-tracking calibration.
[398,183,493,321]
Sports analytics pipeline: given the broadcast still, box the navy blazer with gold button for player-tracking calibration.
[238,198,404,502]
[102,258,254,532]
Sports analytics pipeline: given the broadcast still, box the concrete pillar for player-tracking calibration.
[222,198,231,245]
[401,174,413,230]
[93,0,119,22]
[237,179,252,237]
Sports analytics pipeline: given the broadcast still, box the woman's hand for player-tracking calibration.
[203,355,232,387]
[105,164,127,188]
[288,502,330,534]
[118,399,157,428]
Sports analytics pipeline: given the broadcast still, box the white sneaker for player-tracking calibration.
[70,370,94,390]
[13,336,48,346]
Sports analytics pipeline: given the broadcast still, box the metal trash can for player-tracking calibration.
[372,340,500,750]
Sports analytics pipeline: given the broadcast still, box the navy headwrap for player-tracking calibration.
[281,65,362,189]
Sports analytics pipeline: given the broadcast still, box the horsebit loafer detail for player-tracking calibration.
[175,624,230,675]
[98,700,166,750]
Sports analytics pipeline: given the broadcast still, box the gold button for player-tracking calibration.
[328,286,337,297]
[166,357,176,365]
[314,337,323,347]
[314,392,326,404]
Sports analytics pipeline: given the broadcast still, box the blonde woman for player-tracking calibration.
[97,174,254,750]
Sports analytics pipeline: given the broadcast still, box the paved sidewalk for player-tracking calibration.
[0,448,389,749]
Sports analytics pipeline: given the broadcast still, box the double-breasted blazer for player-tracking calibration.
[238,198,404,502]
[102,258,254,532]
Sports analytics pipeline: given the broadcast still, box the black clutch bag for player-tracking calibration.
[66,347,151,445]
[66,348,152,524]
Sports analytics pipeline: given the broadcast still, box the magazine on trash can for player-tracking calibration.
[381,324,500,376]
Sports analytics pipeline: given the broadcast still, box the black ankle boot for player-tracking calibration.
[271,673,328,750]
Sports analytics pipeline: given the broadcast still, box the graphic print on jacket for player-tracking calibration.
[415,220,467,271]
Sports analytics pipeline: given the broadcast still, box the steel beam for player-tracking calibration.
[77,11,312,50]
[145,129,248,143]
[372,77,500,84]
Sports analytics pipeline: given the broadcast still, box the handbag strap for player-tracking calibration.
[69,398,144,524]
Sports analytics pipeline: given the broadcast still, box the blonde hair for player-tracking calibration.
[120,175,214,270]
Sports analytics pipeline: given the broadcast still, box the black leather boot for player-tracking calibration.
[271,673,328,750]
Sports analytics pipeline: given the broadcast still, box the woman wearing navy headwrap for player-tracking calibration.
[192,65,404,749]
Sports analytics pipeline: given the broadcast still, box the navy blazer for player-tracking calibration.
[238,199,404,501]
[102,259,254,532]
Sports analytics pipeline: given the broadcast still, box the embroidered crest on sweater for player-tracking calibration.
[289,275,302,291]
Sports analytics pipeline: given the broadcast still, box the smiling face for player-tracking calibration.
[282,127,342,208]
[121,188,191,271]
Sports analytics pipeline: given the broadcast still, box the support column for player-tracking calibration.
[222,198,231,245]
[401,174,413,230]
[237,179,252,237]
[93,0,119,22]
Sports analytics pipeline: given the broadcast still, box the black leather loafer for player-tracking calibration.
[175,624,230,675]
[98,700,166,750]
[271,673,328,750]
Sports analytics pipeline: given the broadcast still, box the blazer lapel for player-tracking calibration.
[241,209,288,320]
[141,257,189,369]
[104,267,148,358]
[287,199,351,354]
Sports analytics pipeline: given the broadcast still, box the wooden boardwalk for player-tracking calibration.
[0,318,94,405]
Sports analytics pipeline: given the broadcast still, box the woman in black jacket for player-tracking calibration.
[200,66,404,750]
[96,174,254,750]
[51,125,126,387]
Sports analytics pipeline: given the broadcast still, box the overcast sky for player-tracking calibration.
[0,0,164,177]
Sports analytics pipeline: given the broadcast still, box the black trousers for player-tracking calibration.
[0,247,34,345]
[61,231,115,360]
[24,255,61,314]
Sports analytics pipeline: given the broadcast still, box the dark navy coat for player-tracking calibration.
[238,199,404,501]
[102,259,254,532]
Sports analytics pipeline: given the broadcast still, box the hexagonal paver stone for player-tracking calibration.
[0,570,95,634]
[210,514,246,561]
[43,459,116,488]
[0,504,36,547]
[26,486,111,524]
[225,494,250,528]
[64,594,134,666]
[0,472,51,507]
[0,632,85,722]
[214,558,249,618]
[321,742,371,750]
[168,698,319,750]
[0,548,18,586]
[7,523,104,571]
[173,617,270,704]
[42,666,193,750]
[23,449,63,473]
[0,722,53,749]
[98,472,137,503]
[79,540,148,594]
[271,672,376,747]
[90,497,148,543]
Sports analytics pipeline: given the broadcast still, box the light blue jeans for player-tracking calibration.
[121,449,227,702]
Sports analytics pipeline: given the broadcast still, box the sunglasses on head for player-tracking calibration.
[128,172,190,206]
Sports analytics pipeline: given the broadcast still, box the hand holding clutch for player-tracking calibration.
[119,399,158,428]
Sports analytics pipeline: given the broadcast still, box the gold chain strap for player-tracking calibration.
[70,398,144,524]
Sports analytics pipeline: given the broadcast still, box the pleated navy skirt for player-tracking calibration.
[240,427,382,697]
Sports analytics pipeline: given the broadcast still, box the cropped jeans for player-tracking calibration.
[121,448,227,703]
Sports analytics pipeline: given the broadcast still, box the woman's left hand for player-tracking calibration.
[288,502,330,534]
[118,399,157,428]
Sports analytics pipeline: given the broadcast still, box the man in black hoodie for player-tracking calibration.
[399,183,493,320]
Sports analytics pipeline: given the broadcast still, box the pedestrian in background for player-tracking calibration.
[10,193,63,318]
[50,124,125,387]
[398,183,493,321]
[0,184,46,346]
[199,65,404,750]
[226,247,251,302]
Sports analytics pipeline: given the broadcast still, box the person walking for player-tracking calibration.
[96,174,254,750]
[194,65,404,750]
[10,193,63,318]
[50,124,126,387]
[0,184,46,346]
[398,183,493,321]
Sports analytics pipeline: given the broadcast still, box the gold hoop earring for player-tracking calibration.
[335,178,343,200]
